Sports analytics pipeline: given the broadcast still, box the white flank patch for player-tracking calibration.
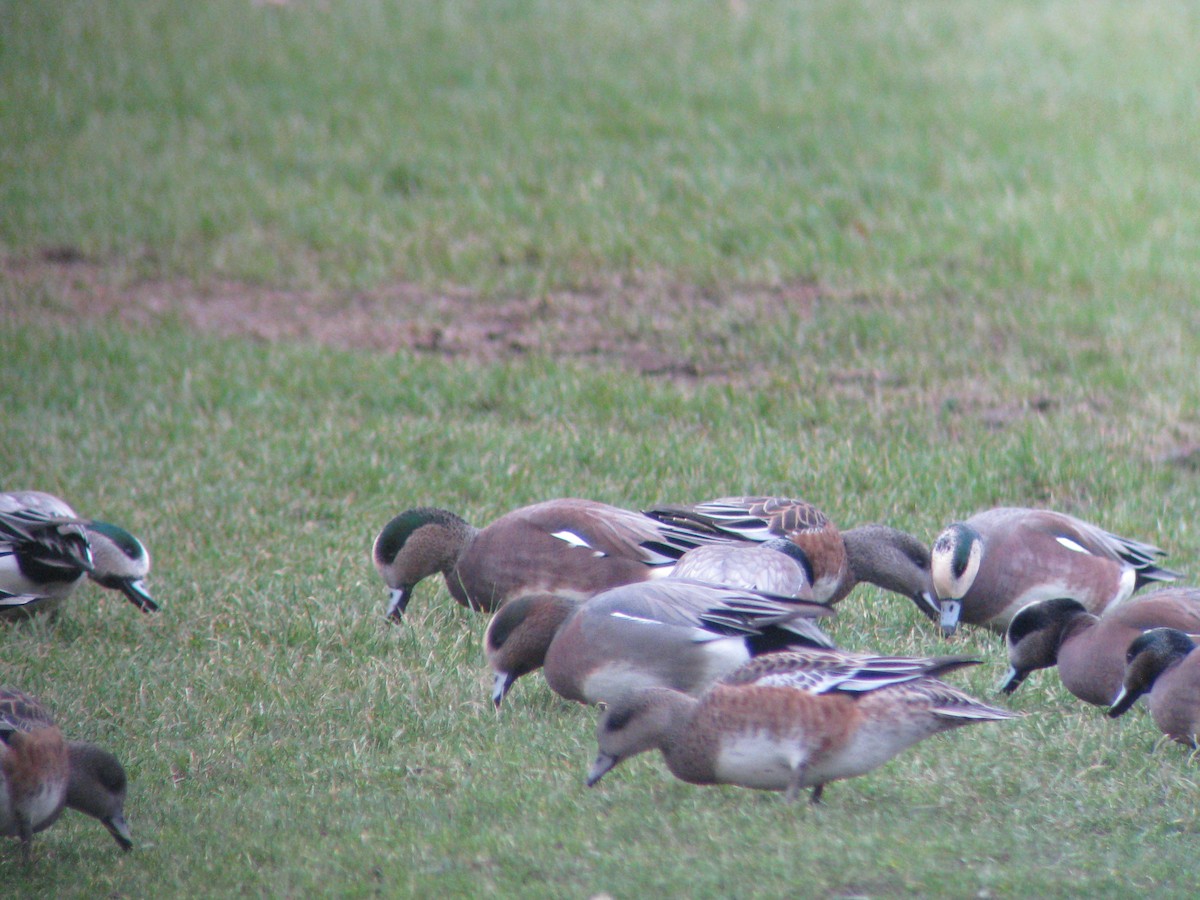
[1055,536,1091,555]
[27,779,66,827]
[1114,566,1137,604]
[714,731,803,791]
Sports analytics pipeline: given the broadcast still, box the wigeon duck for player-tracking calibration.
[0,688,133,852]
[932,507,1178,636]
[0,690,68,860]
[1108,628,1200,747]
[1001,589,1200,705]
[643,497,939,619]
[1,491,157,618]
[372,499,754,621]
[586,649,1018,803]
[486,579,834,707]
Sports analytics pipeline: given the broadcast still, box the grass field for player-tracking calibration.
[4,1,1200,896]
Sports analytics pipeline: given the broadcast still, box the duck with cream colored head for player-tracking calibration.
[931,507,1178,637]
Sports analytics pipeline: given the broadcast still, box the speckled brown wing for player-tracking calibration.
[0,687,57,738]
[718,649,982,694]
[643,496,851,602]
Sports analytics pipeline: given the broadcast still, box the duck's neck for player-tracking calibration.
[842,525,935,615]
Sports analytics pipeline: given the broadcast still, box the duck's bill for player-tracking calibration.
[105,813,134,851]
[386,587,411,622]
[939,599,962,637]
[492,671,516,709]
[1108,685,1138,718]
[915,590,940,623]
[586,753,618,787]
[119,579,159,613]
[997,665,1027,694]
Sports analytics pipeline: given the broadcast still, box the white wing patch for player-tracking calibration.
[1055,536,1091,555]
[608,611,663,626]
[551,530,605,556]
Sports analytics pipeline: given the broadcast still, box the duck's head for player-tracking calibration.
[372,508,471,622]
[1000,597,1090,694]
[85,522,157,613]
[67,741,133,851]
[931,522,983,637]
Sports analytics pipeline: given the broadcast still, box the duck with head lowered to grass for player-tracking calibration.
[1,490,158,620]
[931,507,1178,637]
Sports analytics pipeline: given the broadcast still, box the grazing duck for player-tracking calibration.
[1108,628,1200,747]
[0,491,158,618]
[485,579,834,708]
[1000,590,1200,705]
[586,649,1018,803]
[372,498,763,621]
[0,688,133,851]
[643,497,939,619]
[931,507,1178,636]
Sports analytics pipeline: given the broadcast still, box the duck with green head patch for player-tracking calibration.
[371,498,767,622]
[0,491,158,619]
[932,507,1177,637]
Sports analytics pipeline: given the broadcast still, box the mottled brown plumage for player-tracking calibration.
[1,690,69,860]
[643,498,938,618]
[588,649,1017,803]
[0,688,133,852]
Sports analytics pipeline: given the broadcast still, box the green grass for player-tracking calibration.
[4,1,1200,896]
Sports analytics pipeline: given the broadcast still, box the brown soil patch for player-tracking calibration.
[3,250,818,382]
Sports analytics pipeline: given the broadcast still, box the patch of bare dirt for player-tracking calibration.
[3,249,818,382]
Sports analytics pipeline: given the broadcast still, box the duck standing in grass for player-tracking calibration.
[1108,628,1200,748]
[372,498,752,621]
[486,575,834,708]
[586,649,1019,803]
[643,496,940,619]
[0,490,158,618]
[0,688,133,852]
[931,507,1178,636]
[1000,589,1200,705]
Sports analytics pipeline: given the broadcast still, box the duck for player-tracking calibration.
[1000,589,1200,705]
[0,690,68,860]
[1108,628,1200,747]
[643,497,939,619]
[0,490,158,618]
[0,688,133,852]
[931,507,1178,636]
[372,498,771,622]
[586,648,1019,803]
[485,578,834,707]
